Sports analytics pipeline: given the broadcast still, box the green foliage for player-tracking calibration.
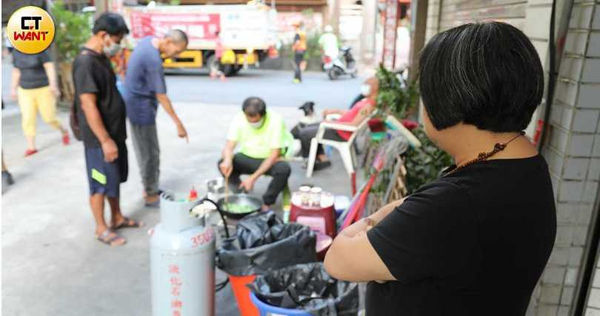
[51,2,91,63]
[375,64,419,119]
[403,128,453,194]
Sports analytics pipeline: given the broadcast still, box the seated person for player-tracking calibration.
[219,97,292,211]
[297,77,379,170]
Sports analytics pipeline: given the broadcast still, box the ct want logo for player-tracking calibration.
[6,6,55,54]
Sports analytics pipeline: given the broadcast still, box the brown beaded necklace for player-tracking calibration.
[446,131,526,175]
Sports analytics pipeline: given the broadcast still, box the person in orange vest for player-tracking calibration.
[292,21,307,84]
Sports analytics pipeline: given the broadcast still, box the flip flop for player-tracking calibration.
[111,217,144,230]
[96,230,126,246]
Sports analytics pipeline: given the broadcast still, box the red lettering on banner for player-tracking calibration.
[129,12,220,41]
[171,299,183,309]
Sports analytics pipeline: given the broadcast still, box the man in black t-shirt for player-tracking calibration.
[73,13,142,247]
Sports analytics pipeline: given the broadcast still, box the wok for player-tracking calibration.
[201,193,262,220]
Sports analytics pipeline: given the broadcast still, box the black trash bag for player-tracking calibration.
[248,262,359,316]
[217,211,317,276]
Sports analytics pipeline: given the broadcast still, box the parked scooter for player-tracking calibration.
[323,46,357,80]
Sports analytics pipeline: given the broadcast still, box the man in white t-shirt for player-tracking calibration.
[318,25,339,59]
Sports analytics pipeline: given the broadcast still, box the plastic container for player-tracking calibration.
[299,186,311,206]
[250,292,311,316]
[310,187,322,207]
[230,275,259,316]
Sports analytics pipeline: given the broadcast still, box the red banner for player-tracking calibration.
[129,12,220,40]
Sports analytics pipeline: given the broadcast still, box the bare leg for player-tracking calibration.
[91,194,109,235]
[107,196,124,227]
[91,194,126,246]
[26,135,35,151]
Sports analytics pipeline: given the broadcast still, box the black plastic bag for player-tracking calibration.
[217,211,317,276]
[248,262,359,316]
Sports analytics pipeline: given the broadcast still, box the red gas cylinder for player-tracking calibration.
[289,187,337,238]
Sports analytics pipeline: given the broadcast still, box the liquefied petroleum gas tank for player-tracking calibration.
[150,192,215,316]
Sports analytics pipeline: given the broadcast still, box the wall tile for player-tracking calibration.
[555,225,575,246]
[551,103,574,130]
[588,288,600,309]
[593,269,600,288]
[588,33,600,57]
[564,158,590,180]
[566,31,590,55]
[549,247,570,265]
[565,267,579,286]
[568,134,594,156]
[586,308,600,316]
[559,181,585,202]
[543,267,566,285]
[561,286,575,306]
[540,285,562,304]
[583,181,599,203]
[573,109,600,133]
[578,204,595,225]
[579,84,600,109]
[593,5,600,30]
[549,126,570,154]
[589,158,600,180]
[593,135,600,157]
[574,225,590,246]
[570,246,585,266]
[556,80,579,106]
[525,6,552,39]
[582,59,600,83]
[569,4,594,29]
[560,57,584,81]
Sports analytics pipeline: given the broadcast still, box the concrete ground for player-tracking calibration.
[2,64,363,315]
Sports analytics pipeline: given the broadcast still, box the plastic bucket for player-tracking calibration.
[229,274,259,316]
[250,292,312,316]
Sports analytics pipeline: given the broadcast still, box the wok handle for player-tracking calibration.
[200,198,230,238]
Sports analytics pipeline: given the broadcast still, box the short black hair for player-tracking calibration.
[419,22,544,132]
[93,13,130,36]
[242,97,267,117]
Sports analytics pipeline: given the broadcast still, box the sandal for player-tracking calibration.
[96,230,126,246]
[24,149,38,157]
[111,216,144,230]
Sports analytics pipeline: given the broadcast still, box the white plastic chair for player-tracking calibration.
[306,116,372,193]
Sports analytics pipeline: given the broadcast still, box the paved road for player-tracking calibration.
[2,58,365,112]
[164,68,364,110]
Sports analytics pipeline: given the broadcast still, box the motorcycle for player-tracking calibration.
[323,46,357,80]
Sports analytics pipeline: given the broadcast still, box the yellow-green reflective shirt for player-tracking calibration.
[227,111,291,159]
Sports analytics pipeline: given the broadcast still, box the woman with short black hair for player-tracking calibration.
[324,22,556,315]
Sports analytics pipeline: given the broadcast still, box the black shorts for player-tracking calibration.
[84,143,128,198]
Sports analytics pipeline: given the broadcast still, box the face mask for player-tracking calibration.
[249,118,264,129]
[361,84,371,96]
[103,35,121,57]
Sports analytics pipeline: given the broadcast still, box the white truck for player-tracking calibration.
[121,3,278,75]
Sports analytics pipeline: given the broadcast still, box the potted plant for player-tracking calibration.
[51,2,92,104]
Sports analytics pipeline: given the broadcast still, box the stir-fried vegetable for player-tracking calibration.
[223,203,255,214]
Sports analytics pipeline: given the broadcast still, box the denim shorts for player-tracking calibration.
[84,143,128,198]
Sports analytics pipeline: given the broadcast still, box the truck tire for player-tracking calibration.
[222,64,236,77]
